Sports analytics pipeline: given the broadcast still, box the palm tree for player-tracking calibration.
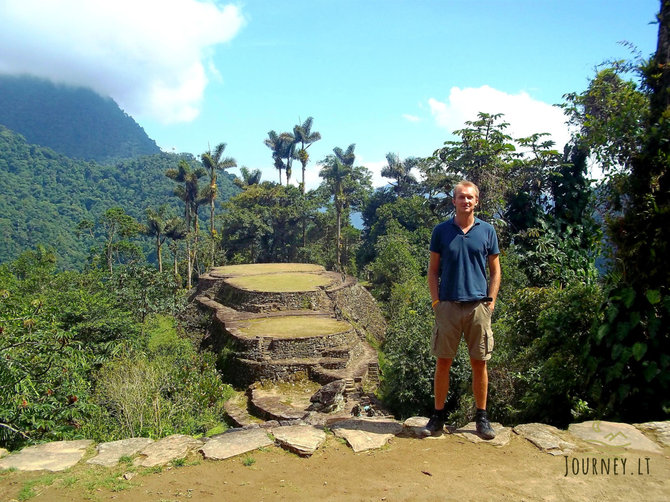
[201,143,237,236]
[381,153,419,196]
[165,159,207,288]
[234,166,262,188]
[144,205,170,272]
[265,130,298,186]
[293,117,321,192]
[319,144,356,269]
[165,217,186,280]
[264,130,285,184]
[279,131,297,186]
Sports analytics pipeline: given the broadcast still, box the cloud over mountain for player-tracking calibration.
[0,0,244,123]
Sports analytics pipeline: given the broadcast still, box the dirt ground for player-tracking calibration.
[2,432,669,502]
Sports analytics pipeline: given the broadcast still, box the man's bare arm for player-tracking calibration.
[428,251,441,309]
[487,254,501,311]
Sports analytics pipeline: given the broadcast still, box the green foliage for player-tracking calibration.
[0,75,160,162]
[0,126,237,270]
[87,314,233,440]
[585,285,670,421]
[365,225,422,302]
[378,276,435,418]
[220,182,305,263]
[492,284,604,426]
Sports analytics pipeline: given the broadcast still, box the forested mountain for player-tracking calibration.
[0,75,160,162]
[0,126,237,269]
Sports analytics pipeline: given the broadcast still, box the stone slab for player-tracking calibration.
[331,417,403,453]
[513,423,575,456]
[634,421,670,447]
[0,440,93,472]
[568,421,662,454]
[134,434,203,468]
[87,438,155,467]
[200,428,274,460]
[271,424,326,457]
[402,416,431,438]
[452,422,511,447]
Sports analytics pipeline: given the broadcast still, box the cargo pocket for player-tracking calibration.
[484,328,494,356]
[431,324,440,354]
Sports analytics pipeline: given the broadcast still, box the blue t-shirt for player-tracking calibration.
[430,217,500,301]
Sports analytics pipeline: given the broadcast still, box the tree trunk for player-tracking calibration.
[156,235,163,273]
[335,198,342,270]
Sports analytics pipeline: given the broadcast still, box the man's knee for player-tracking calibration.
[436,357,453,372]
[470,358,487,373]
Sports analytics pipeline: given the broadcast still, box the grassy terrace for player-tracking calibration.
[225,272,333,292]
[237,316,351,338]
[213,263,325,277]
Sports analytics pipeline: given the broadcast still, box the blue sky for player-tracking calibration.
[0,0,661,188]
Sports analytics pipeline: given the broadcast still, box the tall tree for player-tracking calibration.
[234,166,263,188]
[264,130,295,185]
[579,1,670,420]
[200,143,237,236]
[99,207,141,274]
[165,216,186,280]
[381,153,419,196]
[165,160,207,288]
[293,117,322,192]
[427,112,517,220]
[319,144,371,269]
[144,205,170,273]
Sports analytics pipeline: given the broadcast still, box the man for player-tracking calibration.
[420,180,501,439]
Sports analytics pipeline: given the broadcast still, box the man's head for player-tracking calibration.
[452,181,479,216]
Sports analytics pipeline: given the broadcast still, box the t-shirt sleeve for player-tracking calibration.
[488,227,500,255]
[430,226,441,253]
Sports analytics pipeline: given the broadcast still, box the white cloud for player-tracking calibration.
[428,85,571,151]
[0,0,244,123]
[402,113,420,123]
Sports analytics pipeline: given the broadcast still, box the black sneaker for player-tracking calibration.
[475,414,496,440]
[419,413,445,437]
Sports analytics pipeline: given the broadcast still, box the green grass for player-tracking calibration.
[17,474,57,501]
[238,316,351,338]
[226,272,332,292]
[214,263,324,277]
[242,455,256,467]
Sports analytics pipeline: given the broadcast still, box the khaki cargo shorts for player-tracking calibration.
[431,301,494,361]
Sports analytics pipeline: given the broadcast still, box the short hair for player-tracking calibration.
[453,180,479,198]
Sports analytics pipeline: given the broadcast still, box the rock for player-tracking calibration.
[134,434,203,468]
[0,448,8,458]
[87,438,154,467]
[308,380,346,413]
[452,422,511,447]
[123,472,136,480]
[568,421,663,454]
[223,398,257,427]
[331,417,403,452]
[250,388,309,421]
[271,424,326,457]
[634,421,670,447]
[0,440,93,472]
[402,416,432,438]
[200,428,274,460]
[513,423,575,456]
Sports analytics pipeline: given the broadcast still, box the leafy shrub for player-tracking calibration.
[378,277,435,418]
[586,285,670,421]
[491,283,604,426]
[85,314,233,440]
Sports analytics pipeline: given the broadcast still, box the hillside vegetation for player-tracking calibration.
[0,126,237,269]
[0,75,160,162]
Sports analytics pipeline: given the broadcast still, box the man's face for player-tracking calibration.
[453,186,478,215]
